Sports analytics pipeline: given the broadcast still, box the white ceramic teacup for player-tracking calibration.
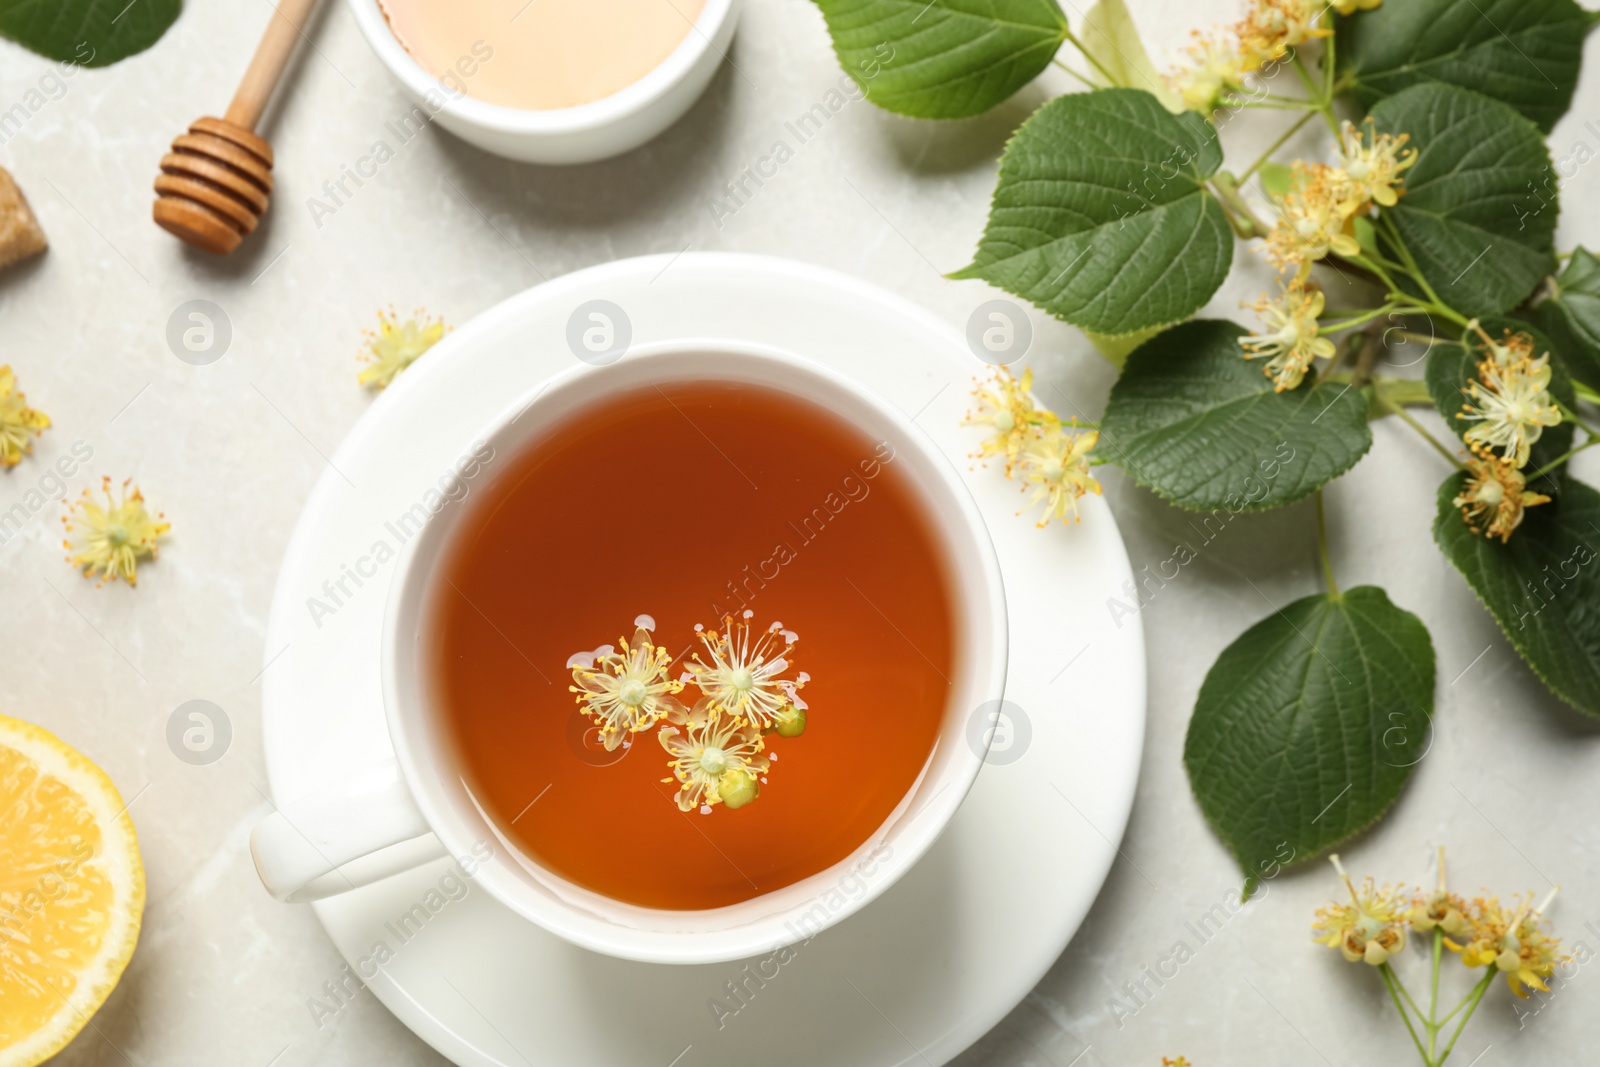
[346,0,740,164]
[250,341,1007,964]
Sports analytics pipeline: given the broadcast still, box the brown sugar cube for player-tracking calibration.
[0,166,47,272]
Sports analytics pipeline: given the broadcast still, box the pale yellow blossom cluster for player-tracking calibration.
[359,308,447,390]
[1167,0,1360,114]
[1451,322,1562,542]
[1243,120,1417,390]
[0,364,49,467]
[1313,850,1567,998]
[1447,890,1567,998]
[964,367,1100,527]
[569,614,807,813]
[1265,122,1417,277]
[61,477,170,588]
[1240,280,1335,392]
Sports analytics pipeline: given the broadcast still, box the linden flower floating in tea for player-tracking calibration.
[1313,848,1568,1065]
[568,622,687,751]
[62,477,170,587]
[359,307,447,391]
[965,367,1100,527]
[684,614,807,734]
[659,712,770,813]
[567,612,810,814]
[0,363,50,467]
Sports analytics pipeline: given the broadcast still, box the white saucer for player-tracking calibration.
[261,254,1146,1066]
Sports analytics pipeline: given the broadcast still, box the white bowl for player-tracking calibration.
[345,0,740,164]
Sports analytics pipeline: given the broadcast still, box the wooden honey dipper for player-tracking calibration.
[153,0,320,254]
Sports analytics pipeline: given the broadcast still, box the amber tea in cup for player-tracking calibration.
[429,377,959,910]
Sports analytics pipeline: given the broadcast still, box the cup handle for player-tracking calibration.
[250,758,445,903]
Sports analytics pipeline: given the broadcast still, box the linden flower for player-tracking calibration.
[964,366,1051,474]
[1337,119,1416,213]
[0,364,50,467]
[1468,320,1536,367]
[1237,0,1329,72]
[1242,283,1335,392]
[659,711,770,812]
[1167,31,1248,114]
[1313,855,1409,965]
[1448,891,1566,998]
[1266,165,1362,275]
[1453,454,1550,543]
[683,614,803,730]
[1458,352,1560,469]
[1410,847,1472,938]
[62,477,170,587]
[358,308,446,390]
[1018,426,1100,526]
[569,625,688,751]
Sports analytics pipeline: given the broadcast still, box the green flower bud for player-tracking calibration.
[773,706,807,738]
[719,771,759,809]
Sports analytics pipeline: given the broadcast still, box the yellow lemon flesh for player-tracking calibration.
[0,713,144,1067]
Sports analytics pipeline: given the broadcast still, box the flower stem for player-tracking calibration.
[1221,95,1322,111]
[1555,398,1600,439]
[1390,330,1442,348]
[1428,928,1443,1061]
[1382,398,1465,468]
[1379,963,1432,1065]
[1321,18,1337,99]
[1527,437,1600,481]
[1376,213,1462,322]
[1290,53,1340,134]
[1061,28,1121,86]
[1576,380,1600,406]
[1436,972,1496,1064]
[1372,377,1433,407]
[1315,489,1340,598]
[1322,302,1402,333]
[1050,57,1099,91]
[1210,172,1268,239]
[1240,110,1319,182]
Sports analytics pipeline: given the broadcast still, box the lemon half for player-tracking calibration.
[0,713,145,1066]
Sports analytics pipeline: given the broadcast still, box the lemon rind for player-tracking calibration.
[0,713,145,1067]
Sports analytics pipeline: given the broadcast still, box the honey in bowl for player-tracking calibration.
[429,379,959,911]
[377,0,707,111]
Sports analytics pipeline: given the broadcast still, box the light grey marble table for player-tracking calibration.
[2,1,1596,1064]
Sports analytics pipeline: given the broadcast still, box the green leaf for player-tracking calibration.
[1185,587,1436,887]
[811,0,1066,118]
[1422,315,1575,494]
[1370,84,1556,317]
[1532,248,1600,389]
[951,89,1232,336]
[0,0,180,66]
[1079,0,1181,111]
[1434,473,1600,718]
[1099,320,1373,511]
[1336,0,1588,133]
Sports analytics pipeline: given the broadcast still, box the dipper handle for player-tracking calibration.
[152,0,321,255]
[225,0,321,132]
